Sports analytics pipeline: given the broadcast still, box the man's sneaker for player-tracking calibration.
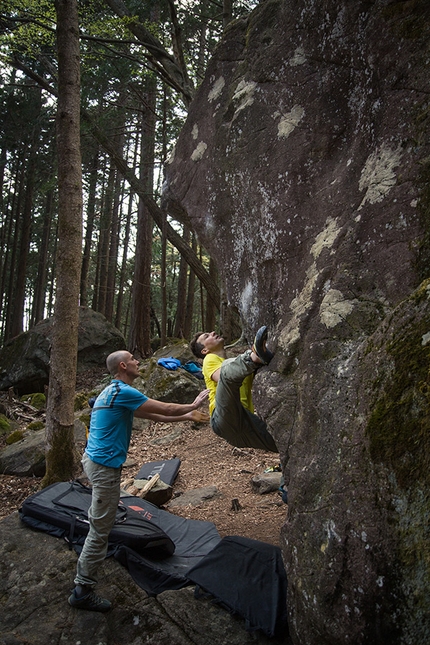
[253,326,274,364]
[68,587,112,612]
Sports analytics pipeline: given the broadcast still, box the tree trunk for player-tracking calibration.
[160,87,168,347]
[3,161,25,342]
[223,0,233,29]
[80,149,99,307]
[31,186,55,325]
[81,109,220,311]
[173,226,189,338]
[116,130,140,332]
[43,0,83,487]
[97,158,115,315]
[104,0,194,104]
[205,257,217,332]
[46,219,59,318]
[105,146,123,322]
[115,187,133,330]
[128,72,157,358]
[183,232,197,340]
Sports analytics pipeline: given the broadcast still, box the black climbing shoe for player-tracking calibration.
[253,326,274,365]
[68,587,112,612]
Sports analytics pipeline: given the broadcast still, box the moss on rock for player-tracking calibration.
[30,393,46,410]
[0,414,11,434]
[27,421,45,431]
[20,393,46,410]
[366,303,430,491]
[364,282,430,637]
[6,429,24,444]
[74,392,89,411]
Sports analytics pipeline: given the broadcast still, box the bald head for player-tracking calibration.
[106,350,132,377]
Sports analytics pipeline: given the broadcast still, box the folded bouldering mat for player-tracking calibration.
[19,480,175,557]
[135,458,181,486]
[19,480,220,594]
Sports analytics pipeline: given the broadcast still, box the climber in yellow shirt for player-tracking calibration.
[190,326,278,453]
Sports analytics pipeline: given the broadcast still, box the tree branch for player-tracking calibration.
[103,0,194,106]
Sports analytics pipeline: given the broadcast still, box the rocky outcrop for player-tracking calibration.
[0,307,125,394]
[0,512,290,645]
[0,418,87,476]
[163,1,430,643]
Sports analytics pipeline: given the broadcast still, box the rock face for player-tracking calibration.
[0,307,125,394]
[163,1,430,644]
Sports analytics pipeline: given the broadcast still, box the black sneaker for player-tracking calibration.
[253,326,274,364]
[68,587,112,612]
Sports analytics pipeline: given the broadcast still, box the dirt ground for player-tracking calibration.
[123,418,287,545]
[0,381,287,546]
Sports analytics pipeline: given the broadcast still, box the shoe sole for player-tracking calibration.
[253,326,274,364]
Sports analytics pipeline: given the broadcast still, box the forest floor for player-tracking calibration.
[0,369,287,547]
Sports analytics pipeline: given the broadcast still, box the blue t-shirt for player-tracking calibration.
[86,380,148,468]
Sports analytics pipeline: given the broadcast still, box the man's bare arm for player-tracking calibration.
[134,389,209,419]
[139,409,210,423]
[210,368,221,383]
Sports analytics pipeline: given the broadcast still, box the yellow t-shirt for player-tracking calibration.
[202,353,254,416]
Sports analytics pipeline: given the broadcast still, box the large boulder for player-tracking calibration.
[0,307,125,395]
[162,1,430,643]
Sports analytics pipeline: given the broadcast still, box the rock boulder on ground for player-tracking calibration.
[0,307,125,395]
[162,1,430,643]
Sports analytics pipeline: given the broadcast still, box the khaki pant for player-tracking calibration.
[211,351,278,453]
[74,453,122,588]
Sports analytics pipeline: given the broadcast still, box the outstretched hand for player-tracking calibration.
[192,389,209,408]
[188,409,210,423]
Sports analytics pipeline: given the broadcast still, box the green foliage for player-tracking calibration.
[1,0,56,57]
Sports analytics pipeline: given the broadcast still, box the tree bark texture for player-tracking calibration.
[43,0,83,486]
[80,150,99,307]
[128,75,156,358]
[31,186,55,326]
[173,226,189,338]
